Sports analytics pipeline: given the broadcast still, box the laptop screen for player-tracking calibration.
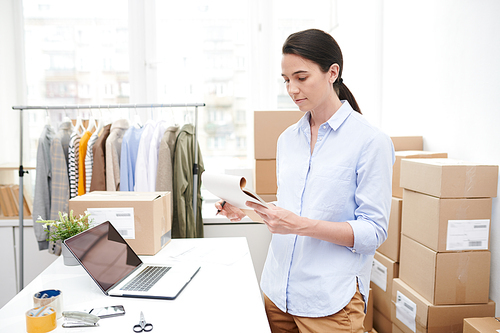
[64,221,142,292]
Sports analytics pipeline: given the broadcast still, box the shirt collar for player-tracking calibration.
[326,100,353,131]
[297,100,354,133]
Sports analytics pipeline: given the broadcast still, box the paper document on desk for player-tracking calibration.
[201,172,268,222]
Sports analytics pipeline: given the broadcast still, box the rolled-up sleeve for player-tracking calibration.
[348,131,395,255]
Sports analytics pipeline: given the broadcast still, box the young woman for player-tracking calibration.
[216,28,394,332]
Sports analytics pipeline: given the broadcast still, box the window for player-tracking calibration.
[21,0,334,172]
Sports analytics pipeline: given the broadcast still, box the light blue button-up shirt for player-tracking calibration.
[260,101,395,317]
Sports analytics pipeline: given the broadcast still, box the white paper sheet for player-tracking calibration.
[201,172,268,209]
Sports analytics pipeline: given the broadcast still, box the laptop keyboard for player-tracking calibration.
[121,266,171,292]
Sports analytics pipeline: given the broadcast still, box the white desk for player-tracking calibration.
[0,237,271,332]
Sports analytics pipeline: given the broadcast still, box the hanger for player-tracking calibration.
[94,107,103,135]
[62,106,71,124]
[86,110,96,133]
[74,107,85,134]
[45,107,51,126]
[133,105,142,128]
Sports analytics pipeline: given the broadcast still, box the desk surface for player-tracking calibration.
[0,237,271,332]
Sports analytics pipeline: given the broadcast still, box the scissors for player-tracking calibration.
[133,311,153,332]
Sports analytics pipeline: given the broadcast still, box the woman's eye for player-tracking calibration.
[298,77,306,81]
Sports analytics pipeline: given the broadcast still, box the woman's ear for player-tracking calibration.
[328,63,340,84]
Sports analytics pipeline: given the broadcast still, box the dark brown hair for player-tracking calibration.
[282,29,361,114]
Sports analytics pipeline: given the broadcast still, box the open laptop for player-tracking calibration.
[64,221,200,300]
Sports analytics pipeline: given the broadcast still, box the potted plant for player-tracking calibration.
[37,210,93,266]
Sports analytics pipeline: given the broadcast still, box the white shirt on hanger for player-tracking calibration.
[147,119,169,191]
[134,119,157,192]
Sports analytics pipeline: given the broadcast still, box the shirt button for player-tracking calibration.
[352,249,356,253]
[323,125,326,129]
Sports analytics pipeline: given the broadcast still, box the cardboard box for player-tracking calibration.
[392,151,448,198]
[254,110,304,159]
[371,251,399,317]
[392,323,405,333]
[400,158,499,198]
[377,197,402,262]
[255,159,277,194]
[374,308,392,333]
[391,278,495,333]
[258,194,277,203]
[69,191,171,255]
[391,136,423,151]
[402,189,492,252]
[364,287,374,332]
[399,235,490,305]
[463,317,500,332]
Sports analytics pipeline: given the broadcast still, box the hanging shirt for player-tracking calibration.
[147,120,169,191]
[68,131,81,199]
[172,124,204,238]
[78,130,92,196]
[156,125,180,192]
[32,124,55,250]
[105,119,130,191]
[90,124,111,191]
[50,120,73,220]
[85,129,100,193]
[120,126,144,191]
[260,101,395,317]
[134,120,157,192]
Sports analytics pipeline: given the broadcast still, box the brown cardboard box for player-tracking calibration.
[377,197,402,262]
[463,317,500,332]
[69,191,171,255]
[259,194,277,202]
[255,159,277,194]
[400,158,499,198]
[390,136,423,151]
[399,235,490,305]
[254,110,304,159]
[364,288,374,332]
[371,251,399,317]
[391,278,495,333]
[402,189,492,252]
[374,308,392,333]
[392,151,448,198]
[392,323,405,333]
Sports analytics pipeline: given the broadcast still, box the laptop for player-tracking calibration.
[64,221,200,300]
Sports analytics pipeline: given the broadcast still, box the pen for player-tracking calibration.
[216,201,226,216]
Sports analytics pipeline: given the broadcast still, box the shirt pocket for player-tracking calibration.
[308,165,353,214]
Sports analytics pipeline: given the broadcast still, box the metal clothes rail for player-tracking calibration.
[12,102,205,291]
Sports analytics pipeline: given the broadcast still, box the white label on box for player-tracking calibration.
[396,291,416,332]
[446,219,490,251]
[370,258,387,292]
[87,207,135,239]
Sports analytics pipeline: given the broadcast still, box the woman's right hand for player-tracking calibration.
[215,200,246,222]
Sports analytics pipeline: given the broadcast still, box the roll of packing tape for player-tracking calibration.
[33,290,63,319]
[26,306,57,333]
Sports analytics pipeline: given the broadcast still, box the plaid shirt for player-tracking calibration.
[50,121,73,220]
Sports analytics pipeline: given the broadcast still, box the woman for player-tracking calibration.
[216,29,394,332]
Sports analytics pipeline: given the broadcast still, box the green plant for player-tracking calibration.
[37,210,93,242]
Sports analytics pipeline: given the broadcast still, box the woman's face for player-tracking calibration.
[281,54,338,113]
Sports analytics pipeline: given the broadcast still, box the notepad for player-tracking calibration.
[201,172,269,222]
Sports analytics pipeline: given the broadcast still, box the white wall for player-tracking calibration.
[382,0,500,315]
[337,0,500,315]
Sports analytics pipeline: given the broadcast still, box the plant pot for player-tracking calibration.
[62,245,79,266]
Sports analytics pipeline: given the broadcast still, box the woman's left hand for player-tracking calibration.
[245,201,308,235]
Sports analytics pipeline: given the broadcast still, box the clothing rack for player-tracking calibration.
[13,102,205,291]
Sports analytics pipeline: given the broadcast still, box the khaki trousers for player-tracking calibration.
[264,286,365,333]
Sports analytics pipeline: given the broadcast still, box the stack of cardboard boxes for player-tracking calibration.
[391,158,498,332]
[254,111,303,202]
[371,137,448,333]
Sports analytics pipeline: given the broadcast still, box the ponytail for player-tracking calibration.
[335,80,361,114]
